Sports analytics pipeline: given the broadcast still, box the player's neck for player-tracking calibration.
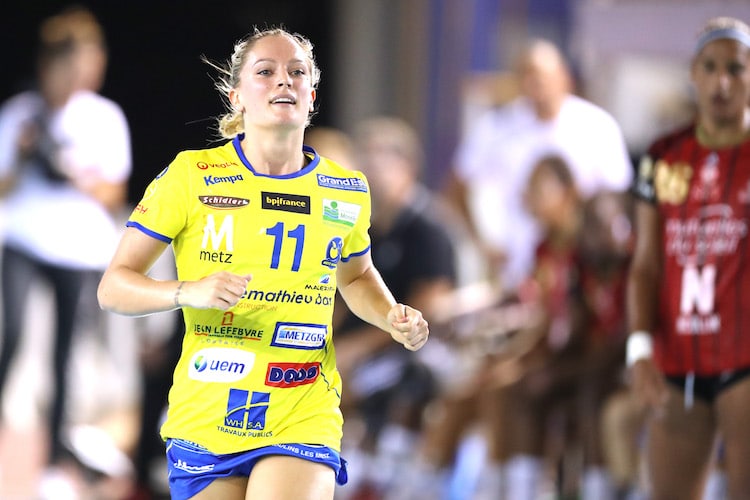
[696,108,750,149]
[239,130,307,175]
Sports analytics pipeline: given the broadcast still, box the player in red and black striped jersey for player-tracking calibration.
[627,16,750,499]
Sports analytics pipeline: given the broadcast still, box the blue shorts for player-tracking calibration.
[166,438,348,500]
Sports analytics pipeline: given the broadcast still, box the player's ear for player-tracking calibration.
[229,88,244,113]
[309,89,316,112]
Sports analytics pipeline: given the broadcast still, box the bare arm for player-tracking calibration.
[627,201,661,333]
[98,227,251,316]
[626,200,667,408]
[336,252,429,351]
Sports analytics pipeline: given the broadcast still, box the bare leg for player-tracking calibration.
[715,376,750,500]
[646,385,714,500]
[245,455,335,500]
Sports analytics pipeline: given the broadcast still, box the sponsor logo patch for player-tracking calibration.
[188,348,255,382]
[323,199,360,226]
[265,362,320,387]
[261,192,311,214]
[270,323,327,350]
[199,195,249,209]
[316,174,368,192]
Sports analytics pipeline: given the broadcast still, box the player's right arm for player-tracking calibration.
[626,200,668,409]
[97,227,250,316]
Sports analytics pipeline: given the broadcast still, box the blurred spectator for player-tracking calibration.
[333,116,457,499]
[574,189,638,500]
[0,6,131,497]
[444,38,633,294]
[305,125,357,170]
[471,155,588,500]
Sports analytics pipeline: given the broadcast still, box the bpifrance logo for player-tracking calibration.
[265,362,320,388]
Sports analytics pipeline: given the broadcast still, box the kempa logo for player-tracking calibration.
[204,174,244,186]
[188,348,255,382]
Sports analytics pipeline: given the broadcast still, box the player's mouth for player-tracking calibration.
[270,95,296,105]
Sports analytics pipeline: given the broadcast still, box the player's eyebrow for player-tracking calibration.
[252,58,306,66]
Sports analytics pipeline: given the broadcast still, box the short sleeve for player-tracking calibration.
[340,173,372,260]
[632,153,657,204]
[126,154,190,242]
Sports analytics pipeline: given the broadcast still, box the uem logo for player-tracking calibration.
[188,348,255,382]
[265,362,320,388]
[224,389,270,430]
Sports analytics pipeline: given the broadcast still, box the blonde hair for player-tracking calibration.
[205,27,321,139]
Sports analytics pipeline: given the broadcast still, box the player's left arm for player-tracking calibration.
[336,252,429,351]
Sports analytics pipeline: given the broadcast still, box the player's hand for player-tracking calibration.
[630,357,668,412]
[387,303,429,351]
[179,272,252,310]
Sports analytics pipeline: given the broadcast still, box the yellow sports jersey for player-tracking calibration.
[128,136,371,454]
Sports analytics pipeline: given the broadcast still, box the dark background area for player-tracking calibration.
[0,0,336,203]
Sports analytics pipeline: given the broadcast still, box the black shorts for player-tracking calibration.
[665,366,750,405]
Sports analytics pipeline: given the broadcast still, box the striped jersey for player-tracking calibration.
[633,124,750,375]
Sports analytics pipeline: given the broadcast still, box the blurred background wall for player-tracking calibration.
[2,0,750,197]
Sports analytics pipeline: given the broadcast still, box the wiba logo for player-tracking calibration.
[188,348,255,383]
[265,362,320,388]
[224,389,269,430]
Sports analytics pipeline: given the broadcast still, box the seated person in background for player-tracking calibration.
[333,116,457,499]
[476,155,589,500]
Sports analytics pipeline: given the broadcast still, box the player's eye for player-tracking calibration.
[702,60,717,73]
[728,62,745,76]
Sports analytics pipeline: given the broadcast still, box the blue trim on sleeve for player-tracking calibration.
[125,221,173,243]
[341,245,370,262]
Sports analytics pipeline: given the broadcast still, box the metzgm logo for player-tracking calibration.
[224,389,270,430]
[265,362,320,388]
[270,323,327,350]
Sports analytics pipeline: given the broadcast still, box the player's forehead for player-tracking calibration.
[246,34,308,64]
[694,38,750,67]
